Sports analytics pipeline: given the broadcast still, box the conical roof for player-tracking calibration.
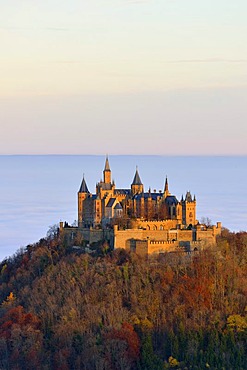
[132,167,142,185]
[79,175,89,193]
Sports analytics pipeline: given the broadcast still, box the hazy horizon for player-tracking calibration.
[1,155,246,261]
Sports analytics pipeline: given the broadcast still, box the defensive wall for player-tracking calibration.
[60,220,222,255]
[113,220,222,253]
[59,222,113,246]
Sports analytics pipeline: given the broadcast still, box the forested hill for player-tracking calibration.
[0,229,246,370]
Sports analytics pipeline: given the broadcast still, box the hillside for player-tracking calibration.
[0,229,246,370]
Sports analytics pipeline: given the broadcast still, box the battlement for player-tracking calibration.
[149,240,176,245]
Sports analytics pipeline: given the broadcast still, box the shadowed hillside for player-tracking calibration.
[0,228,246,369]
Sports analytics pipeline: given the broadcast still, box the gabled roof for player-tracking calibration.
[106,198,116,208]
[79,176,89,193]
[132,167,142,185]
[114,203,123,210]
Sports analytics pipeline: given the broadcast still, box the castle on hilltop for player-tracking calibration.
[60,157,222,255]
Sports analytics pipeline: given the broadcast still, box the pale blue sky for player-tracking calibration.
[0,0,247,154]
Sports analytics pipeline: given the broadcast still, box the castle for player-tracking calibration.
[60,157,222,255]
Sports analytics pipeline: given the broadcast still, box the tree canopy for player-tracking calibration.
[0,229,246,369]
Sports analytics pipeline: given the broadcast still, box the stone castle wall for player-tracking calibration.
[60,220,222,255]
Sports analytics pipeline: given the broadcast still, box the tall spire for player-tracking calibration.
[104,155,110,171]
[132,166,142,185]
[103,155,111,184]
[164,175,170,197]
[165,176,169,192]
[79,174,89,193]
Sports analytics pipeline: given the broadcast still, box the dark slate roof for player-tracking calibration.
[134,192,162,201]
[185,191,193,202]
[165,195,178,205]
[114,203,123,210]
[99,183,112,190]
[114,189,131,195]
[79,176,89,193]
[106,198,116,208]
[132,168,142,185]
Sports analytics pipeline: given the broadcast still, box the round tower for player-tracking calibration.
[78,175,90,228]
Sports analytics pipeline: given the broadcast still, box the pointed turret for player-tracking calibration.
[78,175,89,228]
[103,155,111,184]
[131,166,144,195]
[79,175,89,193]
[132,166,142,185]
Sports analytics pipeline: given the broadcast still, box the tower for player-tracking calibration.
[103,155,111,184]
[182,191,196,226]
[78,175,90,227]
[131,167,144,195]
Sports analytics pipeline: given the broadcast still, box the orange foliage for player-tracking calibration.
[0,305,40,333]
[106,322,140,361]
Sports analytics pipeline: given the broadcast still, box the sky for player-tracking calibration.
[0,0,247,155]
